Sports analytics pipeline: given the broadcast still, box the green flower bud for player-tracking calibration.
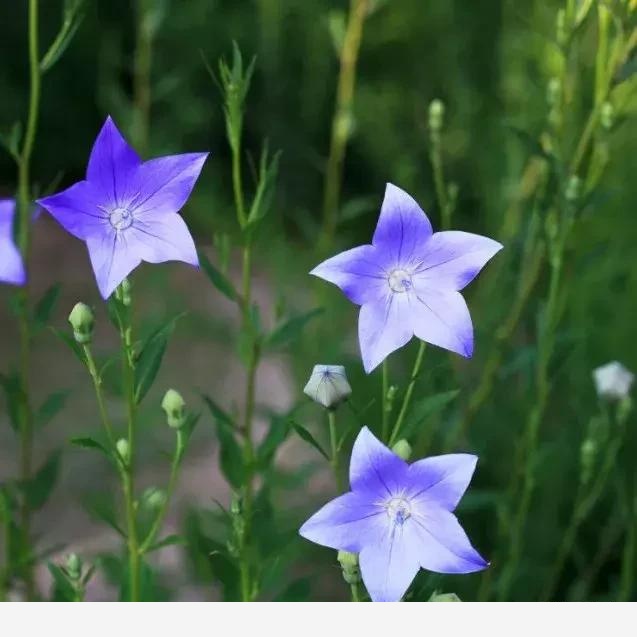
[392,439,412,461]
[161,389,186,429]
[429,591,461,602]
[66,553,82,579]
[116,438,129,462]
[546,77,561,108]
[116,277,132,306]
[428,99,445,132]
[565,175,582,203]
[68,302,95,345]
[337,550,361,585]
[579,438,596,485]
[601,101,614,130]
[142,487,167,510]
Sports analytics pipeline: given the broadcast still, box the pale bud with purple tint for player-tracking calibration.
[593,361,634,401]
[303,365,352,410]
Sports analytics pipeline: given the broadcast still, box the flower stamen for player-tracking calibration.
[388,268,412,293]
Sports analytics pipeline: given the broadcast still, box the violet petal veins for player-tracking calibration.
[37,116,208,299]
[299,426,488,602]
[311,183,503,372]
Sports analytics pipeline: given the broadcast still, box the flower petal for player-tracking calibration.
[358,293,413,373]
[406,454,478,511]
[413,230,503,291]
[409,286,473,357]
[0,200,26,286]
[37,181,108,240]
[299,491,385,553]
[411,505,488,574]
[86,231,142,299]
[310,244,387,306]
[86,117,141,207]
[359,523,421,602]
[132,214,199,267]
[129,153,209,218]
[349,426,408,496]
[372,183,433,265]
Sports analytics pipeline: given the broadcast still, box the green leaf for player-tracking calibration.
[0,371,24,432]
[202,394,244,488]
[134,314,183,404]
[0,121,22,161]
[199,252,238,301]
[246,143,281,228]
[36,390,70,428]
[145,534,187,554]
[48,562,77,602]
[70,436,112,461]
[40,0,86,74]
[401,390,460,439]
[51,327,86,365]
[265,308,323,350]
[82,493,125,537]
[24,451,61,510]
[33,283,62,329]
[290,421,329,460]
[257,415,291,469]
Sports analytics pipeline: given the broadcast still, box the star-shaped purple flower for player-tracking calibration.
[300,426,487,602]
[37,117,208,299]
[0,199,26,286]
[311,183,503,372]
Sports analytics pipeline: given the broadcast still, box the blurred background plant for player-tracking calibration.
[1,0,637,601]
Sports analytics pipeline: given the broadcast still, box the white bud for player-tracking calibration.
[593,361,634,401]
[303,365,352,409]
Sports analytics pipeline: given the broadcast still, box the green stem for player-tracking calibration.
[319,0,369,251]
[232,143,246,228]
[15,0,42,602]
[618,475,636,601]
[118,293,140,602]
[430,130,450,229]
[328,411,343,492]
[388,342,426,447]
[350,582,360,602]
[82,344,117,448]
[139,431,184,554]
[133,0,154,155]
[381,361,389,441]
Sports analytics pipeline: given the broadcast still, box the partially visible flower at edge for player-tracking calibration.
[593,361,634,401]
[299,426,487,602]
[0,199,26,286]
[303,364,352,409]
[311,183,503,373]
[37,116,209,299]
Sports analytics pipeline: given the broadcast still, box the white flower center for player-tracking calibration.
[109,206,134,231]
[385,497,411,526]
[388,269,412,293]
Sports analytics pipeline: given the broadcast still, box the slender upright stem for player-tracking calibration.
[118,296,140,602]
[350,582,360,602]
[233,148,247,228]
[429,128,450,229]
[381,361,389,441]
[319,0,369,251]
[388,342,426,447]
[328,411,343,492]
[14,0,42,601]
[82,345,117,448]
[132,0,154,155]
[619,489,636,601]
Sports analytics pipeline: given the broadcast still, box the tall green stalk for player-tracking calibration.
[319,0,369,252]
[132,0,156,155]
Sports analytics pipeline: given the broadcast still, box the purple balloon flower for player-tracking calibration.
[311,183,503,372]
[300,426,487,602]
[0,199,26,286]
[37,117,208,299]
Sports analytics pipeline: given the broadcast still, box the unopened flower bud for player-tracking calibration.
[601,101,614,130]
[161,389,186,428]
[142,487,166,509]
[429,591,461,602]
[116,277,132,306]
[303,365,351,410]
[392,439,412,461]
[337,550,361,584]
[565,175,582,203]
[116,438,129,462]
[547,77,561,107]
[68,302,94,344]
[428,99,445,132]
[66,553,82,579]
[593,361,634,401]
[579,438,596,485]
